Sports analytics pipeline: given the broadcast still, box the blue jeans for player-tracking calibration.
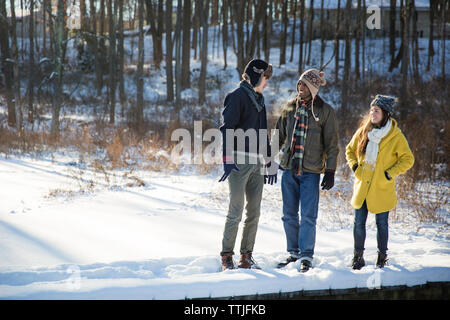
[281,170,320,261]
[353,201,389,254]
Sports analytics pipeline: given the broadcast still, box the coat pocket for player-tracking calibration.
[354,164,363,181]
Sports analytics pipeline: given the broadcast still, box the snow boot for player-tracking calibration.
[221,253,235,271]
[299,259,312,273]
[277,255,298,268]
[238,252,261,269]
[351,250,365,270]
[376,252,388,268]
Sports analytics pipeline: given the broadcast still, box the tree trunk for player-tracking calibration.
[175,0,183,114]
[362,0,366,79]
[389,0,396,69]
[27,0,35,125]
[97,0,106,95]
[108,0,117,124]
[199,0,210,104]
[306,0,314,66]
[334,0,340,82]
[165,0,174,101]
[80,0,88,31]
[427,0,436,71]
[136,0,145,129]
[263,0,272,63]
[279,0,288,66]
[192,0,199,59]
[355,0,361,81]
[298,0,305,73]
[182,0,192,89]
[146,0,164,68]
[234,0,245,75]
[341,0,351,118]
[290,0,297,62]
[0,0,15,127]
[9,0,22,132]
[118,0,126,118]
[222,0,229,69]
[50,0,66,139]
[411,0,420,82]
[399,0,411,120]
[320,0,325,67]
[441,0,446,83]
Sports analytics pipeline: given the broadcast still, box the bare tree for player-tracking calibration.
[389,0,396,70]
[136,0,145,129]
[182,0,192,89]
[263,0,272,63]
[427,0,436,71]
[146,0,164,68]
[175,0,183,113]
[97,0,106,95]
[108,0,117,124]
[233,0,265,76]
[50,0,67,138]
[298,0,305,73]
[399,0,412,120]
[199,0,210,104]
[0,0,15,126]
[118,0,126,118]
[222,0,229,69]
[279,0,288,66]
[290,0,297,62]
[354,0,361,81]
[27,0,35,124]
[165,0,174,101]
[341,0,351,117]
[306,0,314,65]
[334,0,340,82]
[440,0,446,83]
[320,0,325,67]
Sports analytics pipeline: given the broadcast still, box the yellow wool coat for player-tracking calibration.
[345,119,414,214]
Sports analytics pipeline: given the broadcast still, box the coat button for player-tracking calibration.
[367,181,370,184]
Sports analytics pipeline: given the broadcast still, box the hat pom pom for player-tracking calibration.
[319,71,326,86]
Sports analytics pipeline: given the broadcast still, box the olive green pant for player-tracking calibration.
[221,156,264,256]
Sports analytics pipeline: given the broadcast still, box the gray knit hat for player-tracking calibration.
[370,94,396,114]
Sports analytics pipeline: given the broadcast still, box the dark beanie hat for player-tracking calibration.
[242,59,273,87]
[370,94,396,114]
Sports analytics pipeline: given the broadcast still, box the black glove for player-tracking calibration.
[264,161,279,185]
[321,170,335,190]
[218,163,239,182]
[384,171,392,181]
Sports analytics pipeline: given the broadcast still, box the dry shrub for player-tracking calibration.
[106,132,124,168]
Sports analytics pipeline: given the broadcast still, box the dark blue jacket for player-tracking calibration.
[220,87,270,162]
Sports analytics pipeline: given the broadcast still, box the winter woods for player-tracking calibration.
[0,1,448,183]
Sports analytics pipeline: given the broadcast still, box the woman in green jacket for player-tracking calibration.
[345,95,414,270]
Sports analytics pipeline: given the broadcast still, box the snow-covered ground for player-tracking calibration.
[0,154,448,299]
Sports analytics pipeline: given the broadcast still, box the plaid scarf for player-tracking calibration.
[291,98,311,175]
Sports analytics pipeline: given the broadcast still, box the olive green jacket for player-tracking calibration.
[273,95,339,174]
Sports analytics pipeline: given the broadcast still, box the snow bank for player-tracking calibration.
[0,155,448,299]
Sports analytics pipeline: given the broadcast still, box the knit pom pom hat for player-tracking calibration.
[242,59,273,87]
[297,68,327,99]
[297,68,326,122]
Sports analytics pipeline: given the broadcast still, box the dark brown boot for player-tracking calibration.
[238,253,251,269]
[238,252,261,269]
[221,253,235,271]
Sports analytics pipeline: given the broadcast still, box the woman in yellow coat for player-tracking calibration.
[345,95,414,270]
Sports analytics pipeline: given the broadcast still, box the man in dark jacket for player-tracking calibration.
[218,59,276,271]
[274,68,339,272]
